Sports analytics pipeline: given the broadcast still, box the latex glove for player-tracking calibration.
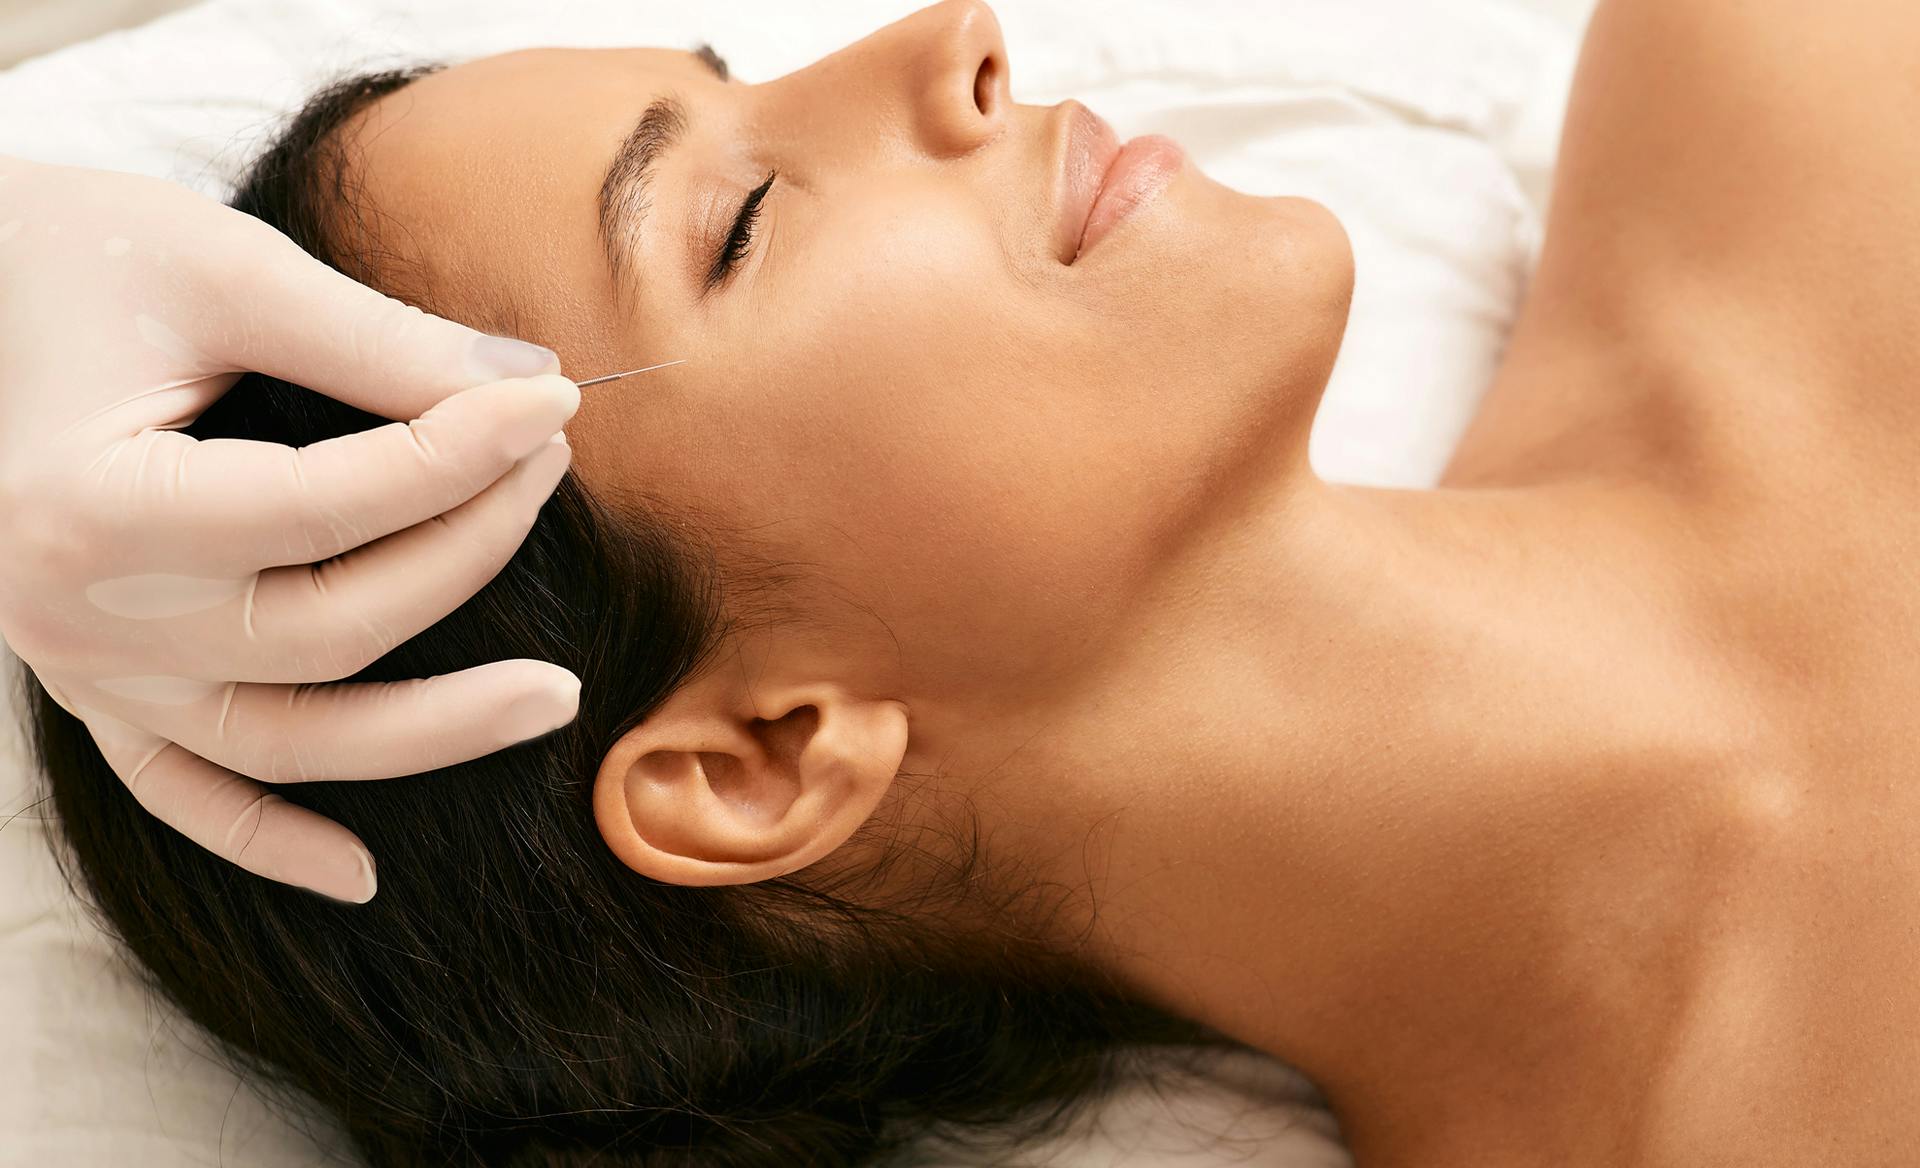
[0,156,583,903]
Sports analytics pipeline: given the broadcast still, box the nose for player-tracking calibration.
[888,0,1012,156]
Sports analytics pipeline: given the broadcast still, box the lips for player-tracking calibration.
[1054,101,1119,264]
[1052,101,1183,264]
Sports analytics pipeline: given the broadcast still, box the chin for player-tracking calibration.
[1260,194,1355,371]
[1192,172,1355,314]
[1271,193,1355,304]
[1214,193,1355,454]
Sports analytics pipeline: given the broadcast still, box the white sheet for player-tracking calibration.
[0,1,1588,1164]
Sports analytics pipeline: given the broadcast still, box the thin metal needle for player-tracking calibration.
[575,359,688,387]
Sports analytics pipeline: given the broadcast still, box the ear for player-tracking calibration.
[591,675,910,887]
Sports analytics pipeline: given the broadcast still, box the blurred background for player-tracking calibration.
[0,0,1598,70]
[2,0,198,67]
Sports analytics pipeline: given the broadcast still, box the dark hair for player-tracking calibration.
[24,65,1232,1166]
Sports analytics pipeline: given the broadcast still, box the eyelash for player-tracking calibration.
[705,169,777,291]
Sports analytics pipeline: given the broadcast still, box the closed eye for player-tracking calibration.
[704,169,776,293]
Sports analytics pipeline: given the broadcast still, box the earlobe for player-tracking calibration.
[591,681,910,887]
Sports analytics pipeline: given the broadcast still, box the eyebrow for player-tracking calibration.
[595,46,731,297]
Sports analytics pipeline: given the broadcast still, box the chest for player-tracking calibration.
[1625,559,1920,1163]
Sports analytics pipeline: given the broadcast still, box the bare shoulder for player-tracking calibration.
[1445,0,1920,488]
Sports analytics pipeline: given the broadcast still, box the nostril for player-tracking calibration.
[972,54,998,116]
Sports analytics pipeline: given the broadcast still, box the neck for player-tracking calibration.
[934,472,1743,1156]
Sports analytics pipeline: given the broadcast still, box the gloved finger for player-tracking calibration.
[86,657,581,784]
[184,437,571,683]
[98,374,578,574]
[209,218,561,421]
[74,705,378,902]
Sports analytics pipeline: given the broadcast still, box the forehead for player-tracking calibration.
[337,47,718,368]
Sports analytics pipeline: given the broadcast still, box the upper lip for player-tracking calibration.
[1051,100,1121,265]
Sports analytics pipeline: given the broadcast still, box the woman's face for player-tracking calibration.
[344,0,1352,694]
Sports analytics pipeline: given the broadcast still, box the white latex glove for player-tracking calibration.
[0,156,584,903]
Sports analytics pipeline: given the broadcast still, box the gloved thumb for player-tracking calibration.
[205,217,561,419]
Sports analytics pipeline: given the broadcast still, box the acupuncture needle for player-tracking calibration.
[574,359,688,387]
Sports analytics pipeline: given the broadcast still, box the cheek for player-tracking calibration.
[748,207,1058,544]
[696,202,1162,655]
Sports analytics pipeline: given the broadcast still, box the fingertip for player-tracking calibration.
[528,372,582,424]
[535,658,584,714]
[469,333,561,381]
[537,430,573,471]
[436,374,580,464]
[504,660,582,743]
[313,845,378,905]
[552,666,584,714]
[512,437,573,504]
[266,822,379,904]
[353,847,379,903]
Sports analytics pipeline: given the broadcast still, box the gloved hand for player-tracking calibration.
[0,156,583,903]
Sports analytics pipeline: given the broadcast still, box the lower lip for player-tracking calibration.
[1075,134,1184,261]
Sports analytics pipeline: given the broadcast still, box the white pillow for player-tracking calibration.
[0,1,1583,1164]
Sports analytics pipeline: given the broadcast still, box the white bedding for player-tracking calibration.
[0,1,1590,1164]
